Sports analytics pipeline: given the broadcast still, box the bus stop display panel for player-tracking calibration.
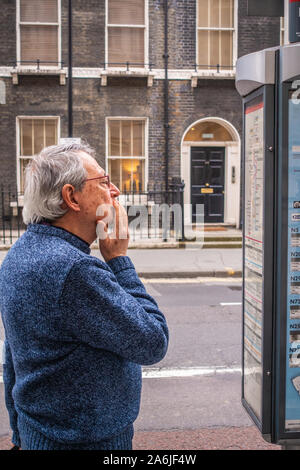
[285,91,300,431]
[243,95,265,423]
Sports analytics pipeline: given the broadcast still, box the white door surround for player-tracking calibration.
[181,117,241,228]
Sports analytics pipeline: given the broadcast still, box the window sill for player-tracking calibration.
[191,70,236,87]
[100,68,155,87]
[11,67,66,85]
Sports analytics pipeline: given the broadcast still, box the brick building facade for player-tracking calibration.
[0,0,280,226]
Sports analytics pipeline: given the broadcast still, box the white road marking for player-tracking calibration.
[146,285,162,297]
[220,302,242,306]
[141,277,242,284]
[0,366,242,384]
[142,365,242,379]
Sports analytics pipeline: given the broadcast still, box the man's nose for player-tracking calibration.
[109,183,120,198]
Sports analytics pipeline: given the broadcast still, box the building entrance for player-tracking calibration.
[191,146,225,223]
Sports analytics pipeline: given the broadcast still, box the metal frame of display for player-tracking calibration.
[241,84,275,441]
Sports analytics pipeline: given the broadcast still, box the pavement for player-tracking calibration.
[0,427,280,451]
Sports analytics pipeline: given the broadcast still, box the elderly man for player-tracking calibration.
[0,142,169,450]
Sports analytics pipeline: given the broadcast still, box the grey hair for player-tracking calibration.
[22,142,96,225]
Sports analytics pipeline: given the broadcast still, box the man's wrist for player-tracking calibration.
[104,253,127,263]
[106,255,135,274]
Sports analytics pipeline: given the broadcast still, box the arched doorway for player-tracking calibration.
[181,118,241,227]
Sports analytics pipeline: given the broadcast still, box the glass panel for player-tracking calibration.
[109,120,120,156]
[21,119,33,156]
[184,121,233,142]
[121,159,133,192]
[191,163,206,186]
[109,159,121,190]
[210,0,220,28]
[108,27,144,66]
[121,121,131,156]
[198,0,209,27]
[20,0,58,23]
[132,158,144,191]
[108,0,144,25]
[208,194,223,216]
[210,30,219,67]
[220,0,233,28]
[33,119,44,155]
[20,25,58,65]
[197,30,209,68]
[220,30,232,67]
[20,158,32,193]
[45,120,57,147]
[210,165,222,185]
[132,121,144,156]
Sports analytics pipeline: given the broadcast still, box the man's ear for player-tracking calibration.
[61,184,81,212]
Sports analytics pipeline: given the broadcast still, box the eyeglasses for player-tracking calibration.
[84,174,110,187]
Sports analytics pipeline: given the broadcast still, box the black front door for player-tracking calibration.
[191,147,225,223]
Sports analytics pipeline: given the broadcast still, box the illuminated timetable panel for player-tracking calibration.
[243,97,264,422]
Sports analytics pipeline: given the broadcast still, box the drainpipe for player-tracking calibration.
[68,0,73,137]
[163,0,169,193]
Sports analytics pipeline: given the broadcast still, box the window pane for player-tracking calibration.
[109,159,121,190]
[221,0,233,28]
[197,30,209,68]
[220,30,232,67]
[20,25,58,64]
[20,158,32,193]
[108,27,144,66]
[132,158,145,191]
[21,120,33,156]
[198,0,209,27]
[121,121,131,156]
[132,121,144,156]
[33,119,44,154]
[210,30,219,67]
[45,120,57,147]
[20,0,58,23]
[108,157,145,192]
[109,121,120,156]
[210,0,220,28]
[122,159,133,192]
[184,121,233,142]
[108,0,144,25]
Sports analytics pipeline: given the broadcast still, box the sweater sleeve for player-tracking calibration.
[59,256,169,366]
[2,340,20,447]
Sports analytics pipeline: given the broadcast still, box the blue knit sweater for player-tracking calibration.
[0,224,169,450]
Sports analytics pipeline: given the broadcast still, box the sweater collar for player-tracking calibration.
[27,223,91,255]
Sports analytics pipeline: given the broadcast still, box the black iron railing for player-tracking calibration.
[11,60,64,70]
[101,62,154,71]
[0,181,185,245]
[0,186,26,246]
[193,63,236,73]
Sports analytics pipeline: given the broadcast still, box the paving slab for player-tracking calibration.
[0,427,280,451]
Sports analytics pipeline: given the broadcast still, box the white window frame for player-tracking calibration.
[105,0,149,70]
[280,16,285,45]
[106,117,149,193]
[16,0,61,68]
[196,0,237,74]
[16,116,60,192]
